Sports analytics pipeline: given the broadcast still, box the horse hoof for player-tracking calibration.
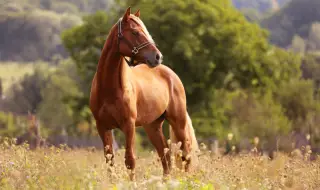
[106,159,115,167]
[129,171,135,181]
[162,174,170,182]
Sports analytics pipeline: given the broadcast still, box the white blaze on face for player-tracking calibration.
[131,15,155,44]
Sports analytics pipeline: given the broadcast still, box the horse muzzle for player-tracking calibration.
[144,51,163,68]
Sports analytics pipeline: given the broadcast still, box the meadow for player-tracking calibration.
[0,138,319,190]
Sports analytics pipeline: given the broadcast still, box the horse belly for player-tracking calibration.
[135,86,169,126]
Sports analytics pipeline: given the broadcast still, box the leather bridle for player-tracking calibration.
[117,18,154,66]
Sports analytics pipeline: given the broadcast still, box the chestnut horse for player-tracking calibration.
[89,7,199,180]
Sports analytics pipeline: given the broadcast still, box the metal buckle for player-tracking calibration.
[132,47,139,55]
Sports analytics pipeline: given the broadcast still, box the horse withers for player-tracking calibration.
[89,7,199,180]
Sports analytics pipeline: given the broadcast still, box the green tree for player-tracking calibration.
[192,88,291,142]
[4,64,50,115]
[0,112,22,137]
[301,53,320,90]
[37,59,84,136]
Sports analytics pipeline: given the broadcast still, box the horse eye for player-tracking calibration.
[132,30,139,36]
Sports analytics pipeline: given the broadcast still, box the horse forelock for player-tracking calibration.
[118,15,154,44]
[130,15,155,44]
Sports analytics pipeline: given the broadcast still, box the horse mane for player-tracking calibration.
[95,23,118,105]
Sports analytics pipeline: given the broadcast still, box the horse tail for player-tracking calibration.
[186,112,199,153]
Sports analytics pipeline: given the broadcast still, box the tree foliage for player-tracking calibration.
[37,59,84,136]
[4,64,50,114]
[1,60,86,137]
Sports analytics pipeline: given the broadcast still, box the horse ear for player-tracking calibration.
[123,6,131,22]
[134,9,140,17]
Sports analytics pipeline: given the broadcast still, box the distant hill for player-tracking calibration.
[232,0,291,13]
[0,0,114,62]
[261,0,320,48]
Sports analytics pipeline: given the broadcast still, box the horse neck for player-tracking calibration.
[96,28,128,98]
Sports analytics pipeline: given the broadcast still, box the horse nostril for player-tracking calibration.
[155,54,160,61]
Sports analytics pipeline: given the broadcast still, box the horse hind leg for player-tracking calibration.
[143,116,171,176]
[168,112,199,172]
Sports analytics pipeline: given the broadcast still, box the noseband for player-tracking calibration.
[117,18,154,66]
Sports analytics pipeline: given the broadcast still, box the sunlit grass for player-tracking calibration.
[0,138,319,190]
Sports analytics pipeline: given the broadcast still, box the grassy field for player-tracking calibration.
[0,139,319,190]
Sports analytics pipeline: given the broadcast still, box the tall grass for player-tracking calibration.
[0,138,319,190]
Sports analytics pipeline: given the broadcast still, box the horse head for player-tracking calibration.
[116,7,163,68]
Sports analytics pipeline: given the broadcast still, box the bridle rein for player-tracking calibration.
[117,18,154,66]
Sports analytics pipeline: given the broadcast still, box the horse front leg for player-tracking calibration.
[121,121,136,181]
[96,122,115,166]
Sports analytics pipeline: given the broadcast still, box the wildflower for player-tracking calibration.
[253,137,260,145]
[200,143,207,150]
[168,180,180,189]
[164,148,169,154]
[106,154,113,160]
[306,134,311,141]
[227,133,234,141]
[177,141,182,148]
[156,181,164,190]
